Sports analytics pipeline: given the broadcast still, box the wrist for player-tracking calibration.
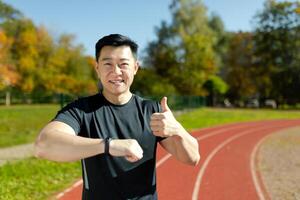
[104,137,112,155]
[171,123,184,139]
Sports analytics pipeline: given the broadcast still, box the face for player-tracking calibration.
[95,45,139,97]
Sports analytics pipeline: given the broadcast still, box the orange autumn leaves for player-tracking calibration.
[0,30,19,90]
[0,22,97,95]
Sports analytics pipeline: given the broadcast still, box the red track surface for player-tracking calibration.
[57,119,300,200]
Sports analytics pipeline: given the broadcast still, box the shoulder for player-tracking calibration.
[61,93,102,113]
[133,95,161,113]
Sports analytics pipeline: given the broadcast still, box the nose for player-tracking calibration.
[112,64,122,74]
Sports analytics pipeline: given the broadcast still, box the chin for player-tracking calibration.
[107,88,129,96]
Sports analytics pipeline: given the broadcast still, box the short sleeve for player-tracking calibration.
[52,100,83,135]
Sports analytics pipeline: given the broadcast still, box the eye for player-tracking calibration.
[120,63,129,68]
[104,63,112,67]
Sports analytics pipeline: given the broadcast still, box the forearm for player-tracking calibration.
[170,125,200,165]
[35,130,104,162]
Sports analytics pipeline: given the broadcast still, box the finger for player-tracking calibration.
[160,97,170,112]
[151,113,165,120]
[133,143,143,158]
[150,126,162,132]
[125,155,139,162]
[151,126,164,132]
[150,120,163,126]
[152,130,163,137]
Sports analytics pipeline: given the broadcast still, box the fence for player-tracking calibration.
[0,93,76,108]
[146,95,206,110]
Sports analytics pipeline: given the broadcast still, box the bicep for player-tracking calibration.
[40,121,76,136]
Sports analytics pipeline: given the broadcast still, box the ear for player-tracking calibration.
[134,60,139,75]
[94,61,101,79]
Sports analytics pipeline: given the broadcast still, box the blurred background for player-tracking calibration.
[0,0,300,199]
[1,0,299,109]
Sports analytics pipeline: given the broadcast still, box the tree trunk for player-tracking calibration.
[5,91,11,106]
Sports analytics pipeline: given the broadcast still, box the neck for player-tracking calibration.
[102,90,133,105]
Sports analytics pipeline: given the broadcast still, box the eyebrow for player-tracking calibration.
[100,58,130,61]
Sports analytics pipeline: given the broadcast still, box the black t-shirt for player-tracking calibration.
[53,93,163,200]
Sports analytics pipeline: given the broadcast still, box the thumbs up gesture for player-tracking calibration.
[150,97,181,138]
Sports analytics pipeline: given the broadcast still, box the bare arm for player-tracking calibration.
[150,97,200,166]
[35,121,143,162]
[34,121,105,162]
[159,124,200,166]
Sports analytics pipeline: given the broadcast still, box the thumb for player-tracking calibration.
[160,97,170,112]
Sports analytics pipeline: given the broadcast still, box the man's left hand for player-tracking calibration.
[150,97,181,138]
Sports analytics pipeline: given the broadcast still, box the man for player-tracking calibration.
[35,34,200,200]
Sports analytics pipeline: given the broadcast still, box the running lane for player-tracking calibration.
[156,119,300,200]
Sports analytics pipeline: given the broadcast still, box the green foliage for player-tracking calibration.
[0,158,81,200]
[224,32,257,102]
[144,0,224,96]
[1,0,300,106]
[253,0,300,103]
[204,75,228,94]
[0,1,22,21]
[132,67,177,96]
[208,14,228,68]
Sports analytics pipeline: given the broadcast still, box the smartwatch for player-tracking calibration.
[104,137,112,155]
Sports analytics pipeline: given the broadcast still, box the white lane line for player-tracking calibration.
[156,153,172,168]
[56,179,83,199]
[155,121,276,170]
[156,120,280,170]
[191,125,287,200]
[250,134,273,200]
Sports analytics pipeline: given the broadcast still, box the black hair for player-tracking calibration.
[95,34,138,62]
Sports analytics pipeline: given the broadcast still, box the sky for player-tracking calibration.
[3,0,280,57]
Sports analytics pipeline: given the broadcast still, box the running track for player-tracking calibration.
[57,119,300,200]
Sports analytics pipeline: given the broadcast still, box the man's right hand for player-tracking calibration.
[108,139,143,162]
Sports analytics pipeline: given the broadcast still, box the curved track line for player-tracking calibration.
[250,134,272,200]
[156,123,251,168]
[56,180,83,199]
[156,154,172,167]
[191,124,288,200]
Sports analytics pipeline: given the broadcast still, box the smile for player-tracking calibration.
[109,80,125,85]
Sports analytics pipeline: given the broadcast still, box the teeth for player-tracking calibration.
[110,80,123,83]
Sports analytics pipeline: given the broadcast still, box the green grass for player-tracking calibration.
[0,158,81,200]
[0,104,59,147]
[177,108,300,130]
[0,104,79,200]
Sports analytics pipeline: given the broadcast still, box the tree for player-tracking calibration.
[143,21,180,95]
[132,67,177,96]
[223,32,257,103]
[1,18,40,100]
[253,0,300,104]
[0,1,22,105]
[1,14,97,102]
[208,13,228,70]
[37,33,97,96]
[144,0,226,97]
[0,1,22,22]
[0,29,19,105]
